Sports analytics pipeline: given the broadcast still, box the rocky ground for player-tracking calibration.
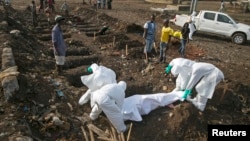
[0,0,250,141]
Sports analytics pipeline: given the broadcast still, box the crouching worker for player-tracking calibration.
[78,63,117,106]
[86,63,116,81]
[78,64,128,133]
[165,58,195,93]
[89,81,128,133]
[182,62,224,111]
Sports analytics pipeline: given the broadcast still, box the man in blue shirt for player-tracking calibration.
[52,15,67,75]
[143,14,157,64]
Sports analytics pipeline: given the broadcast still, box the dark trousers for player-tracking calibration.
[179,39,187,57]
[107,2,112,9]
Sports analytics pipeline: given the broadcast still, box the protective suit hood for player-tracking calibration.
[80,74,103,91]
[118,81,126,91]
[90,63,99,72]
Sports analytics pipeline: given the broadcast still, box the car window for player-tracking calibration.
[204,12,215,21]
[217,14,231,24]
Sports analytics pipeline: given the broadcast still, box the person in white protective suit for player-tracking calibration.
[188,11,196,40]
[182,62,224,111]
[89,81,127,133]
[165,58,196,93]
[78,63,117,106]
[86,63,116,81]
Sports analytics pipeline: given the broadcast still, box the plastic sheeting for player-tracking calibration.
[122,91,183,122]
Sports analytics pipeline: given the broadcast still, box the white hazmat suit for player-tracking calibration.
[166,58,196,92]
[188,11,196,40]
[185,62,224,111]
[78,63,116,106]
[90,81,127,133]
[78,64,127,132]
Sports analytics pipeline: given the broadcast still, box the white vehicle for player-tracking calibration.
[171,10,250,45]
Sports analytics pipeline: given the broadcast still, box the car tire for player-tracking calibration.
[232,33,246,45]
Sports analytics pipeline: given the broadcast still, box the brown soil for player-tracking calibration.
[0,0,250,141]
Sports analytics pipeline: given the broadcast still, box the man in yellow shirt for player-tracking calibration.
[159,19,173,63]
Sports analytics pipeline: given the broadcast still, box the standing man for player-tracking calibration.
[52,15,67,75]
[188,11,196,40]
[39,0,45,13]
[45,4,52,26]
[48,0,55,13]
[159,19,173,63]
[101,0,106,9]
[97,0,101,9]
[179,21,190,58]
[60,1,69,17]
[219,0,225,12]
[107,0,112,9]
[143,14,157,64]
[31,0,37,27]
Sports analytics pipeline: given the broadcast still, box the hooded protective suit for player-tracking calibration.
[168,58,196,91]
[185,62,224,111]
[188,11,196,40]
[78,63,116,106]
[90,81,127,133]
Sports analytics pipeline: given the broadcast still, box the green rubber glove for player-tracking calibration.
[182,89,192,99]
[87,66,93,73]
[165,65,172,74]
